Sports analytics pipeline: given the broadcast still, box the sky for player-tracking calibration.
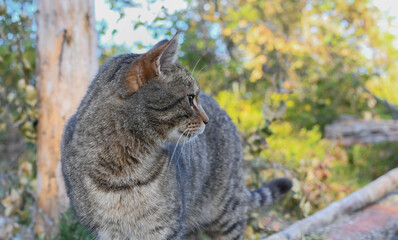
[95,0,398,52]
[95,0,187,53]
[374,0,398,48]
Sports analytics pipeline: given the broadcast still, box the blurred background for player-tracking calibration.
[1,0,398,239]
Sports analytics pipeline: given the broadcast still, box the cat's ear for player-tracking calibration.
[126,33,180,93]
[158,33,179,66]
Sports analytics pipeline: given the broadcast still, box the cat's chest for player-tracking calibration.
[85,175,173,220]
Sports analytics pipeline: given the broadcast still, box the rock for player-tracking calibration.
[311,190,398,240]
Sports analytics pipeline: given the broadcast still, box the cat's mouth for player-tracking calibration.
[179,128,202,138]
[182,130,201,138]
[179,122,206,139]
[182,131,194,137]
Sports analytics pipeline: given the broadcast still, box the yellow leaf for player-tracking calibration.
[25,85,37,106]
[250,69,263,82]
[20,161,33,176]
[245,226,254,237]
[222,27,233,36]
[17,79,26,90]
[238,19,248,28]
[283,81,292,90]
[1,189,21,217]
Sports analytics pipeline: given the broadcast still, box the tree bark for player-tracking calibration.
[35,0,98,235]
[264,168,398,240]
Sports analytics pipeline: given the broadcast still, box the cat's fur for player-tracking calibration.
[61,34,292,240]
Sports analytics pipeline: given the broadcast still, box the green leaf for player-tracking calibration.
[117,12,125,22]
[154,17,165,23]
[134,22,144,30]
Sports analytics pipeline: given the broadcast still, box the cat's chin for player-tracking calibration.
[167,125,205,143]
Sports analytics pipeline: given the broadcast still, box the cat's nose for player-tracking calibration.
[201,113,209,125]
[197,105,209,125]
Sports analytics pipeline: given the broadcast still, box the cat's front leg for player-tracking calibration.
[202,201,248,240]
[96,225,182,240]
[206,220,246,240]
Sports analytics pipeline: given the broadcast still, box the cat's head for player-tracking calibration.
[122,34,208,143]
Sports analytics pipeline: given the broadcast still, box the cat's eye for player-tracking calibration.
[188,95,195,106]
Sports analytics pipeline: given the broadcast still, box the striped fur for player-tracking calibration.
[61,36,292,240]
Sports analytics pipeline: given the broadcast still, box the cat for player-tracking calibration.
[61,33,292,240]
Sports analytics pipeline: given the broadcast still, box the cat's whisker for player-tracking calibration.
[186,133,192,169]
[168,129,189,171]
[176,129,191,171]
[188,134,194,169]
[191,57,202,76]
[194,65,208,78]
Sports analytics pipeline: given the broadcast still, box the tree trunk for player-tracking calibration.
[35,0,98,235]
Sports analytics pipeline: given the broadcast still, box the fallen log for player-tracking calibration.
[264,167,398,240]
[324,120,398,146]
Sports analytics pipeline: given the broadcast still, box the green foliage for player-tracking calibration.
[260,122,350,213]
[0,147,36,239]
[168,0,398,130]
[55,209,94,240]
[0,0,37,142]
[0,1,38,239]
[215,90,263,132]
[301,234,326,240]
[344,142,398,185]
[99,44,131,66]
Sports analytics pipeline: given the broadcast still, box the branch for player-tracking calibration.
[362,85,398,120]
[263,168,398,240]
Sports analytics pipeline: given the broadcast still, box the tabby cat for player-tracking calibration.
[61,34,292,240]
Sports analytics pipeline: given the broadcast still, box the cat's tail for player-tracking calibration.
[246,178,292,209]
